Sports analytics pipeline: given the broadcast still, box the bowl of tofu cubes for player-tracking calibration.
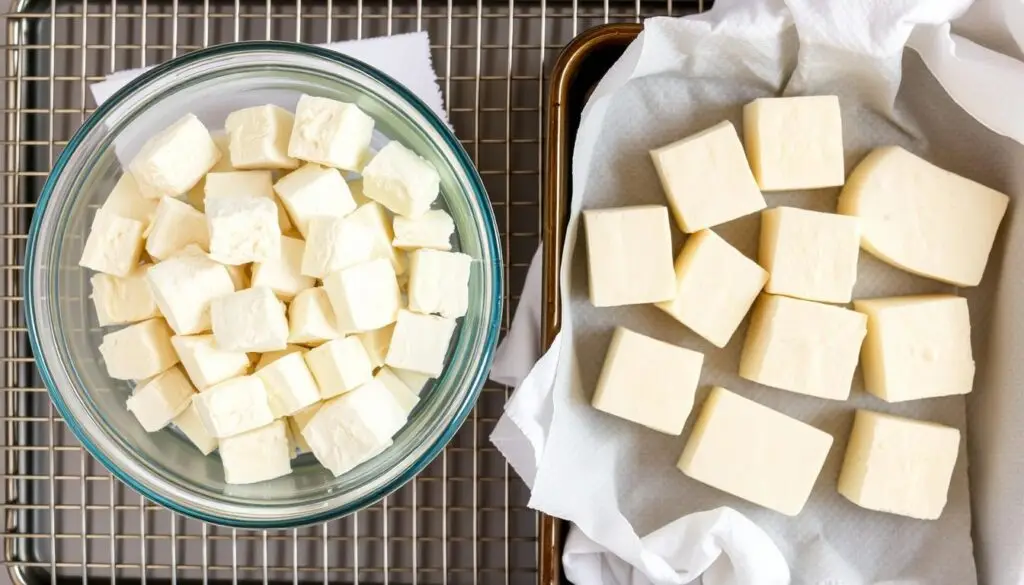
[24,42,502,527]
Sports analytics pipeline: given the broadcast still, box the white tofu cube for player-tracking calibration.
[145,197,210,261]
[838,146,1009,287]
[407,250,472,319]
[100,173,159,228]
[272,163,357,238]
[128,113,221,199]
[255,351,322,417]
[358,324,395,368]
[211,287,289,352]
[251,236,315,301]
[347,202,408,275]
[362,142,441,218]
[90,265,161,326]
[853,295,975,402]
[392,368,431,395]
[592,327,703,435]
[205,194,281,265]
[288,95,374,171]
[304,336,374,398]
[678,387,833,516]
[322,259,402,332]
[739,294,867,400]
[192,375,275,438]
[186,134,233,212]
[300,216,375,279]
[256,345,308,370]
[225,105,300,170]
[126,366,195,432]
[78,210,146,277]
[650,121,766,232]
[760,207,860,303]
[393,209,455,251]
[838,410,960,519]
[219,420,292,484]
[170,334,251,390]
[656,230,767,348]
[742,96,845,191]
[287,287,341,346]
[583,206,676,307]
[204,170,293,233]
[384,310,456,377]
[172,401,218,455]
[99,318,180,380]
[301,380,406,476]
[375,367,420,415]
[146,253,236,335]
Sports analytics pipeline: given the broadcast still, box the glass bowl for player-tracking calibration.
[24,42,503,528]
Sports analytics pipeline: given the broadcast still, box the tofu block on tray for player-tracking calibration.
[583,205,676,308]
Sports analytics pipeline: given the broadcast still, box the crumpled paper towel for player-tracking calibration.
[490,0,1024,583]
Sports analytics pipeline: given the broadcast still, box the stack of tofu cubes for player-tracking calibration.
[585,95,1009,519]
[78,95,472,485]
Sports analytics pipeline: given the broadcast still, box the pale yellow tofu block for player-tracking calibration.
[656,230,767,348]
[582,205,676,307]
[739,294,866,400]
[853,295,975,402]
[838,410,960,520]
[591,327,703,435]
[649,121,766,233]
[742,96,845,191]
[677,386,833,516]
[759,207,860,303]
[838,146,1009,286]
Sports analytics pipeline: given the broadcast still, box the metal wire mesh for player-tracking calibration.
[1,0,703,583]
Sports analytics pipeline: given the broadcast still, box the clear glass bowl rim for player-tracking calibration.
[24,40,503,528]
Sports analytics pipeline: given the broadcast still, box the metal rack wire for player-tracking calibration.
[1,0,703,583]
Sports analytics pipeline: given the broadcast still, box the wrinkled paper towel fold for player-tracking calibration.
[491,0,1024,583]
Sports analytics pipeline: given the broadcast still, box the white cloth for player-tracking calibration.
[490,0,1024,583]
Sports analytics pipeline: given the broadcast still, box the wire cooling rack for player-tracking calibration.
[0,0,704,583]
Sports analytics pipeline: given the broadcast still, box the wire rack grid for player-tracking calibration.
[0,0,703,583]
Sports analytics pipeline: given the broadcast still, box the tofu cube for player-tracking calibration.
[583,206,676,307]
[288,95,375,171]
[186,134,233,212]
[393,209,455,251]
[760,207,861,303]
[205,194,282,265]
[392,368,431,395]
[656,230,767,348]
[99,318,180,380]
[301,380,407,476]
[172,401,218,455]
[204,170,293,232]
[256,345,308,370]
[145,197,210,261]
[126,366,195,432]
[128,113,221,199]
[323,259,402,332]
[376,367,420,415]
[384,310,456,377]
[287,287,341,346]
[251,236,315,301]
[650,121,766,232]
[407,250,472,319]
[739,294,867,400]
[304,336,374,398]
[362,141,441,217]
[838,410,960,519]
[742,96,845,191]
[90,265,161,326]
[192,375,275,438]
[272,163,357,238]
[853,295,975,402]
[224,105,300,170]
[301,216,375,279]
[255,351,322,417]
[146,253,236,335]
[592,327,703,435]
[78,210,146,277]
[211,287,289,352]
[219,420,292,484]
[358,324,395,368]
[347,202,408,275]
[838,146,1009,287]
[170,334,251,390]
[677,386,833,516]
[100,173,159,228]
